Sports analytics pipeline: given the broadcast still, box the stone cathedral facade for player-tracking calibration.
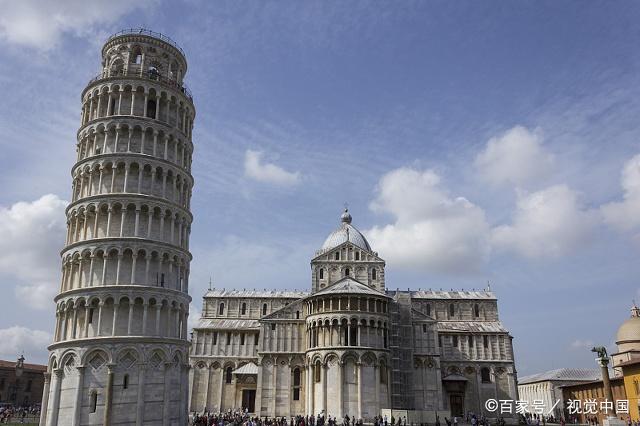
[189,210,518,422]
[41,30,195,426]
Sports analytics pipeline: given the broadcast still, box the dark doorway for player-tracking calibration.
[450,394,464,417]
[242,389,256,413]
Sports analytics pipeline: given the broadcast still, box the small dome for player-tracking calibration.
[320,209,371,253]
[341,208,352,224]
[616,305,640,349]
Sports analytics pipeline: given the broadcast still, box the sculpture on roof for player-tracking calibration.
[591,346,608,359]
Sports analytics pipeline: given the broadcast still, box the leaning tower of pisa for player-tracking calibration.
[40,29,195,426]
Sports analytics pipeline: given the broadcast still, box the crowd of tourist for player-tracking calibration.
[190,409,371,426]
[0,404,40,424]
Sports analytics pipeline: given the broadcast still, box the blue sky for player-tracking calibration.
[0,1,639,376]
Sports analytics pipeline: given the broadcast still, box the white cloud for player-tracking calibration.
[0,0,155,50]
[366,167,491,274]
[570,339,595,350]
[601,153,640,231]
[474,126,554,187]
[492,185,598,259]
[244,149,300,186]
[0,194,67,309]
[0,326,52,364]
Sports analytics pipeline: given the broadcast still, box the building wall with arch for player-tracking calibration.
[43,344,189,426]
[188,288,518,422]
[41,30,195,426]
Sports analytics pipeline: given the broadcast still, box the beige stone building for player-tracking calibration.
[189,210,518,422]
[0,356,46,407]
[41,29,195,426]
[517,369,601,420]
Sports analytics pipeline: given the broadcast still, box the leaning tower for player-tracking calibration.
[40,29,195,426]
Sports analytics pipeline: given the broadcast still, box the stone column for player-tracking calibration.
[39,372,51,426]
[357,361,363,419]
[103,365,115,426]
[322,364,328,416]
[272,360,278,417]
[306,364,313,415]
[203,365,211,411]
[73,366,86,426]
[142,303,149,334]
[337,361,343,418]
[162,363,171,426]
[181,365,189,425]
[136,364,147,426]
[217,367,224,411]
[127,301,134,335]
[374,365,380,413]
[598,356,617,416]
[111,302,120,336]
[46,368,63,426]
[255,363,263,416]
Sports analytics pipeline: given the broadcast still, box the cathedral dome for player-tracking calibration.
[616,305,640,351]
[320,209,371,252]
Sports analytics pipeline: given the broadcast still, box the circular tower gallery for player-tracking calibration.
[41,29,195,426]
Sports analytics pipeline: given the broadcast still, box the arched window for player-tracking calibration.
[474,304,480,318]
[262,303,267,316]
[380,363,387,384]
[426,304,431,317]
[314,361,321,383]
[110,59,124,76]
[225,367,233,384]
[146,99,156,118]
[355,252,360,260]
[372,269,377,280]
[241,303,246,315]
[335,252,340,260]
[319,268,324,279]
[240,333,245,345]
[90,390,98,413]
[345,268,350,277]
[130,47,142,65]
[468,335,474,347]
[481,367,491,383]
[452,335,458,347]
[296,311,300,319]
[123,374,129,389]
[219,303,225,315]
[449,304,455,318]
[293,368,301,400]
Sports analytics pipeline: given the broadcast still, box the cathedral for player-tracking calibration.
[189,209,518,423]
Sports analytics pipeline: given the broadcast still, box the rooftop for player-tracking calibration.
[0,359,46,372]
[195,318,260,330]
[437,321,509,333]
[312,277,387,297]
[518,368,602,385]
[395,289,496,300]
[204,289,308,299]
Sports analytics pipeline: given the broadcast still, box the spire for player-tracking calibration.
[632,301,640,318]
[208,275,212,290]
